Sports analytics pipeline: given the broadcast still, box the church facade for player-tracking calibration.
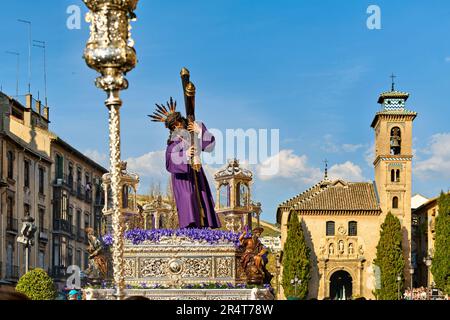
[277,87,417,300]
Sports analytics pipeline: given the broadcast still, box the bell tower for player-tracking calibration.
[371,78,417,280]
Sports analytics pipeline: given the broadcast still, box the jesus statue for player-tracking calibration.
[149,98,221,229]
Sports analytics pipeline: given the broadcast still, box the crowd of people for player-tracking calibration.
[402,287,448,300]
[403,287,429,300]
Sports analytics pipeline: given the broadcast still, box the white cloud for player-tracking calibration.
[84,149,108,167]
[415,133,450,179]
[364,142,375,167]
[322,134,364,153]
[256,149,323,184]
[328,161,367,181]
[342,143,364,153]
[125,150,168,181]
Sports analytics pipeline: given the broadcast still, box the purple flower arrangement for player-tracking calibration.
[102,228,241,247]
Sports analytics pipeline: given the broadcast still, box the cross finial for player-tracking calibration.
[390,73,396,92]
[324,159,329,180]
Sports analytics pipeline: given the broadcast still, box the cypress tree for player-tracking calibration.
[431,192,450,294]
[374,212,405,300]
[281,213,310,299]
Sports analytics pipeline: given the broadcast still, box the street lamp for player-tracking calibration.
[17,213,37,274]
[409,264,415,300]
[423,255,432,300]
[397,275,402,300]
[290,275,302,297]
[83,0,139,300]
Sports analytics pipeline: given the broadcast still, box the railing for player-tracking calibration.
[6,217,18,233]
[51,266,66,279]
[53,174,76,191]
[53,219,71,234]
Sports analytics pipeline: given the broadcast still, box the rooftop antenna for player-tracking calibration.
[5,51,20,96]
[33,40,47,106]
[18,19,32,94]
[324,159,329,180]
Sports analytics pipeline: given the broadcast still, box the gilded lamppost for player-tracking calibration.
[82,0,139,300]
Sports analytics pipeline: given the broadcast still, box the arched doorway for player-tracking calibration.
[330,270,353,300]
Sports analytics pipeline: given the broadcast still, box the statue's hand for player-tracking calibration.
[187,121,201,134]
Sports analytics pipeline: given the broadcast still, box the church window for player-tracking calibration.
[326,221,335,236]
[396,170,400,182]
[391,170,395,182]
[392,196,399,209]
[348,221,357,236]
[390,127,401,155]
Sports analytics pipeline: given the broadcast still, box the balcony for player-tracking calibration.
[6,218,18,233]
[51,266,66,279]
[53,174,74,191]
[53,219,71,234]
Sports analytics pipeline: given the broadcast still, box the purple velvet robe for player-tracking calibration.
[166,123,221,229]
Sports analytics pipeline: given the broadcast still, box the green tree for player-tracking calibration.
[16,268,56,300]
[281,213,310,299]
[431,192,450,294]
[374,212,405,300]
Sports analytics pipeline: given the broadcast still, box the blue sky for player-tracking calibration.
[1,0,449,223]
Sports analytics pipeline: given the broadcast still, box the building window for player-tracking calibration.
[24,160,30,188]
[348,221,357,236]
[38,250,45,269]
[7,196,14,219]
[7,151,14,179]
[393,196,399,209]
[61,192,68,220]
[396,170,400,182]
[67,247,73,267]
[55,154,64,180]
[68,163,74,190]
[84,251,89,270]
[39,167,45,194]
[53,237,60,267]
[76,250,82,268]
[391,170,395,182]
[326,221,335,236]
[85,213,90,230]
[39,208,45,232]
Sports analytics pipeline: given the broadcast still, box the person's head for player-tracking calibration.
[68,289,80,300]
[166,112,186,131]
[252,227,264,237]
[124,295,150,300]
[0,289,30,300]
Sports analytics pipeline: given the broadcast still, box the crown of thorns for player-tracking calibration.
[148,97,183,128]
